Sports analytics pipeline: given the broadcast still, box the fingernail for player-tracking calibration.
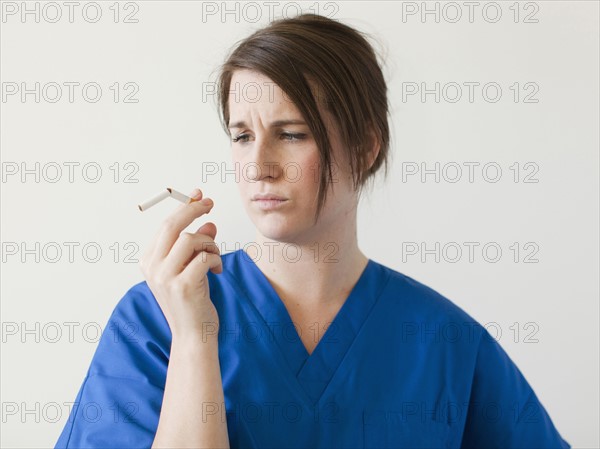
[192,189,202,199]
[201,198,213,206]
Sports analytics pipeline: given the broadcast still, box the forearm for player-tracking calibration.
[152,332,230,449]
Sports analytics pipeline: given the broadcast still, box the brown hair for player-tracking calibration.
[215,13,390,223]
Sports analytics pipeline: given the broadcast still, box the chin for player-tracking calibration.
[252,216,300,243]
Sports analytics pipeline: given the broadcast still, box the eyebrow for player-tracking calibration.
[228,119,307,130]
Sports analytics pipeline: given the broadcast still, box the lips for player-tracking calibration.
[251,193,288,201]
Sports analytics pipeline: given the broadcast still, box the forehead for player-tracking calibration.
[228,69,302,120]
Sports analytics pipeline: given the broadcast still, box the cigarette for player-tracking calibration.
[137,188,200,211]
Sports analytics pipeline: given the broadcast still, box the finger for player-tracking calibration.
[194,222,217,240]
[142,189,204,262]
[180,251,223,283]
[190,188,203,200]
[164,232,220,275]
[154,191,214,259]
[185,222,219,270]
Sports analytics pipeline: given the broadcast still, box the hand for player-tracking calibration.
[139,188,223,340]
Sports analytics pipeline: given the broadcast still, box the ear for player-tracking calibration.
[366,126,381,171]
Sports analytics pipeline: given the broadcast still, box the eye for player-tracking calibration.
[232,133,250,143]
[281,132,306,142]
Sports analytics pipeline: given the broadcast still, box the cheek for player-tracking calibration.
[294,153,320,187]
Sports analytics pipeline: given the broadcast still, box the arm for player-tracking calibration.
[139,188,228,447]
[53,283,171,448]
[54,188,228,448]
[151,330,229,449]
[53,287,229,449]
[461,326,571,449]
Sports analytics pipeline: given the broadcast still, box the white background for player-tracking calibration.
[1,1,598,447]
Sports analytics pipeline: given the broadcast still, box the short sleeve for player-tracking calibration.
[460,327,571,449]
[54,281,171,449]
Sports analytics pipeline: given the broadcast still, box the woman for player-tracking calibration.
[54,13,570,449]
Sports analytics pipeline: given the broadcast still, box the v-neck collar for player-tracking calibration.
[231,248,390,405]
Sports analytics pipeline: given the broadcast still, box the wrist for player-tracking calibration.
[171,324,220,348]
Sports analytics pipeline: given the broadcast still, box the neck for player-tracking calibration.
[244,210,368,307]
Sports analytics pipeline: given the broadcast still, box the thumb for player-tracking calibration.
[195,222,217,241]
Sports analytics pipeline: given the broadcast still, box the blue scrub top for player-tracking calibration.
[54,249,571,448]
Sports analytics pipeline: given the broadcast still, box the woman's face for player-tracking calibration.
[228,69,358,245]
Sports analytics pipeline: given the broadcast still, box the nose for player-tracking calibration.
[246,136,284,183]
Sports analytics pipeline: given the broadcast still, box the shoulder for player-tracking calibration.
[376,261,481,329]
[205,249,247,302]
[370,260,496,359]
[111,280,165,324]
[103,280,171,352]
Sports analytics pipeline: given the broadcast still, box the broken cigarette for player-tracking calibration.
[138,188,200,211]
